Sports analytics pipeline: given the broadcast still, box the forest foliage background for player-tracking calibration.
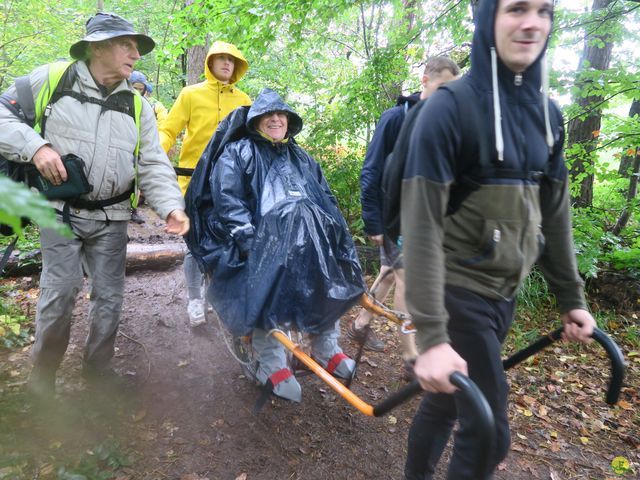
[1,0,639,281]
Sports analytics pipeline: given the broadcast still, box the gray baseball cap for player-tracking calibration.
[69,12,155,60]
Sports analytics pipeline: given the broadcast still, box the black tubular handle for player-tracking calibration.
[372,380,422,417]
[373,372,495,429]
[372,372,496,477]
[502,327,625,405]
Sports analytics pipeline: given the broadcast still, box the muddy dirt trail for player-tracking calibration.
[0,206,637,480]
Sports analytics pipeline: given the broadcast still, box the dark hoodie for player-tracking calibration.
[401,0,587,352]
[361,92,421,235]
[196,89,364,336]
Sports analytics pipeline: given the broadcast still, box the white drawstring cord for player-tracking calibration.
[541,53,554,153]
[491,47,504,161]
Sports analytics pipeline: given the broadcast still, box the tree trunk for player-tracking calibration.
[187,45,207,85]
[567,0,616,208]
[611,98,640,234]
[185,0,208,85]
[618,99,640,176]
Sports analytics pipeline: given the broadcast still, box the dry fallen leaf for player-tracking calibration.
[39,464,54,476]
[235,474,248,480]
[617,400,633,410]
[131,409,147,422]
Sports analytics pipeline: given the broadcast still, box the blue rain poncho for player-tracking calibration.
[184,89,364,336]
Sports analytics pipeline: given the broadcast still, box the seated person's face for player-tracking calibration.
[132,82,146,95]
[256,112,288,142]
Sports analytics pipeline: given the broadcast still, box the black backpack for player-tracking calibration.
[183,105,251,273]
[381,78,559,244]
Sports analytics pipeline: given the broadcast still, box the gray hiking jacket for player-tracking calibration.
[0,61,183,221]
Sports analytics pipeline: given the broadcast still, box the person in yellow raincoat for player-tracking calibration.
[159,41,252,327]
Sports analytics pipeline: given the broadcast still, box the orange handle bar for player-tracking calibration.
[359,294,415,332]
[359,293,398,324]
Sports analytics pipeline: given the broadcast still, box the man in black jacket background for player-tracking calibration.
[351,57,459,376]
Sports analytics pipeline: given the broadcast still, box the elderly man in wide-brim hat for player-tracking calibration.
[0,12,189,397]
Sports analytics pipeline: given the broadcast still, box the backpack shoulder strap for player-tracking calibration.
[130,90,142,207]
[440,78,491,215]
[441,78,490,173]
[14,76,36,127]
[380,99,427,242]
[34,61,74,132]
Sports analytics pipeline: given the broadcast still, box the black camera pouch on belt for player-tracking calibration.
[27,153,93,200]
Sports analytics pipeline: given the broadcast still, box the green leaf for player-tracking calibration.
[0,175,71,237]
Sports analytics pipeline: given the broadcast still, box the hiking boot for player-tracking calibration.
[311,322,356,380]
[187,298,206,327]
[253,329,302,402]
[315,352,356,379]
[346,321,385,352]
[130,209,145,224]
[255,365,302,402]
[27,366,56,399]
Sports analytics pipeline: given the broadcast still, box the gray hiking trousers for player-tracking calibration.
[183,251,203,300]
[32,216,128,372]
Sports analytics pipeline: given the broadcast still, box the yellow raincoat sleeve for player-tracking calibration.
[159,90,191,152]
[153,101,169,130]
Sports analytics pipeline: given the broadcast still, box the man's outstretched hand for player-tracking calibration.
[165,209,190,236]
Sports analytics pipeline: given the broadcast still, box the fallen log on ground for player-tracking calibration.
[2,243,187,277]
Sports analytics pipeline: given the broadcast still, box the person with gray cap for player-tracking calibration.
[0,12,189,397]
[130,70,169,127]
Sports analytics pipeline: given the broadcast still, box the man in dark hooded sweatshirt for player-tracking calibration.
[402,1,596,478]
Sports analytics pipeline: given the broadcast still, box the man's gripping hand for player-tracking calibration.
[368,234,384,246]
[414,343,468,394]
[32,145,67,185]
[561,309,596,344]
[165,209,190,236]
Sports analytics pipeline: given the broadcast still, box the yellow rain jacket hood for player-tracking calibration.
[159,41,251,194]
